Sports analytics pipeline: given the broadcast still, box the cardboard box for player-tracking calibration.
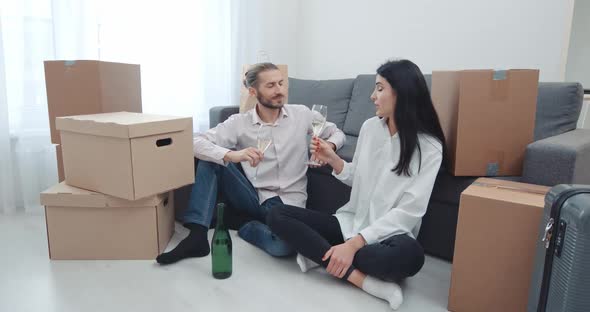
[431,69,539,176]
[239,64,288,113]
[56,145,64,182]
[57,112,195,200]
[448,178,550,312]
[44,60,142,144]
[40,183,175,260]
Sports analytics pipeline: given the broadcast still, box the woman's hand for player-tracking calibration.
[310,137,338,165]
[322,235,366,279]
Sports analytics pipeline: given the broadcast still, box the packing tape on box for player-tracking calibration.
[493,70,507,80]
[485,150,505,176]
[472,181,548,196]
[64,60,76,66]
[486,163,499,176]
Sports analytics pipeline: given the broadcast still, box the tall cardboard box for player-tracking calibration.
[57,112,195,200]
[239,64,288,113]
[448,178,550,312]
[44,60,142,144]
[40,183,175,260]
[431,70,539,176]
[55,145,64,182]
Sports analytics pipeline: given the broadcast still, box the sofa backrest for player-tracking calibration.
[341,74,432,137]
[289,75,584,142]
[288,77,355,130]
[342,75,377,136]
[534,82,584,141]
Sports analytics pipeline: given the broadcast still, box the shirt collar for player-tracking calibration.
[380,117,399,139]
[251,106,289,125]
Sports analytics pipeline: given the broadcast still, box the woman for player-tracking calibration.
[267,59,447,310]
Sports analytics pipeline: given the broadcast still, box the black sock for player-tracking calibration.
[156,223,209,265]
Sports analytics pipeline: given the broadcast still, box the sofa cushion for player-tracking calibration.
[534,82,584,141]
[343,75,378,136]
[288,77,354,129]
[429,170,478,205]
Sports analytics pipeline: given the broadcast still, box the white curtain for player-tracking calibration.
[0,0,259,214]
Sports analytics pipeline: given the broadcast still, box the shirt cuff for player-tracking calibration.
[325,139,337,151]
[359,228,378,245]
[326,138,340,150]
[203,146,231,166]
[332,161,352,181]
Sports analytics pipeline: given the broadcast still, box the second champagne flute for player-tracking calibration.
[254,124,272,180]
[307,104,327,166]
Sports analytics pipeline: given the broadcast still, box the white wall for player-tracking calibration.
[566,0,590,87]
[242,0,302,77]
[292,0,575,81]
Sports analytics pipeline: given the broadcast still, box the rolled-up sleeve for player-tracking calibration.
[193,115,240,166]
[331,120,368,187]
[320,121,346,150]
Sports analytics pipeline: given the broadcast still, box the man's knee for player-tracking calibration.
[196,160,222,173]
[265,239,295,257]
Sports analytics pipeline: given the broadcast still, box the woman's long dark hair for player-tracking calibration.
[376,59,448,176]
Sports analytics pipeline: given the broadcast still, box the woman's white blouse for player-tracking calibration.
[333,117,443,244]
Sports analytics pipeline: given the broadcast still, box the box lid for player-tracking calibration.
[56,112,191,139]
[40,182,167,208]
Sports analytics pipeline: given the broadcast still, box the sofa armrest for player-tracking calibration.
[522,129,590,186]
[209,106,239,128]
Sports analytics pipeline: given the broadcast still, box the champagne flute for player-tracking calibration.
[307,104,327,166]
[254,124,272,180]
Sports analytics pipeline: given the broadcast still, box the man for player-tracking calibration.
[156,63,346,264]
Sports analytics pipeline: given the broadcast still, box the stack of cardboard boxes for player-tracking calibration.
[40,61,195,260]
[431,69,549,312]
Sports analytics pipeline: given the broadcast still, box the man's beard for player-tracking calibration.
[257,93,285,109]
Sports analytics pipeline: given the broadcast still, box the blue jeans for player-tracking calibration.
[183,160,294,257]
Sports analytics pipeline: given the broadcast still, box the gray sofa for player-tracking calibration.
[197,75,589,261]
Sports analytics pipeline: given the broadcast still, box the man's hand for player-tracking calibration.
[224,148,264,167]
[322,235,366,279]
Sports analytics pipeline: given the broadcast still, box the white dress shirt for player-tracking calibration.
[193,104,346,208]
[333,117,443,244]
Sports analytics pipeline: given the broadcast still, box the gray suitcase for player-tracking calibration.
[528,185,590,312]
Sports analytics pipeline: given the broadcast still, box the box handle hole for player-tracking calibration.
[156,138,172,147]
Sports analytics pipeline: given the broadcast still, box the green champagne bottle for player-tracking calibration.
[211,202,232,279]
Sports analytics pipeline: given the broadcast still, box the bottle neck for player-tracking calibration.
[216,204,225,228]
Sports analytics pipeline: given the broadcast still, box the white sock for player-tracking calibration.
[296,253,320,273]
[361,276,403,310]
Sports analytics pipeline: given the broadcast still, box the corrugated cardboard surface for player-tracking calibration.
[431,69,539,176]
[59,112,195,200]
[55,145,64,182]
[62,131,135,200]
[41,183,174,260]
[44,60,142,144]
[448,178,549,312]
[239,64,288,113]
[156,193,175,255]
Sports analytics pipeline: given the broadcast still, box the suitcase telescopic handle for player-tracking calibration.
[541,218,554,249]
